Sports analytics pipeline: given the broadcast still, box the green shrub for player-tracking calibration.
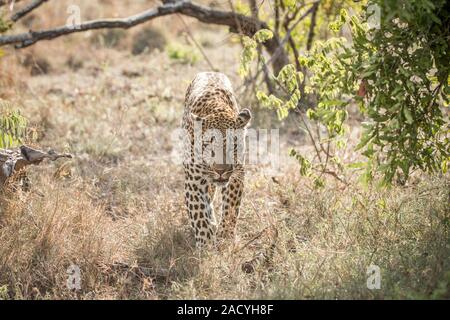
[0,285,8,300]
[0,100,27,149]
[167,43,200,65]
[243,0,450,186]
[0,14,12,34]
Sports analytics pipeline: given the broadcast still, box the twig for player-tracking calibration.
[297,112,322,163]
[274,0,280,35]
[319,169,348,186]
[287,34,301,71]
[10,0,48,22]
[233,226,270,253]
[176,14,216,71]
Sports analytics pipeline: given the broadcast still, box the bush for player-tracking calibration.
[167,43,200,65]
[90,29,126,49]
[0,15,12,34]
[131,27,166,55]
[66,55,84,71]
[22,53,52,76]
[244,0,450,186]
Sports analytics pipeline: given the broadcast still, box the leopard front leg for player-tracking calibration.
[217,171,244,241]
[184,167,217,249]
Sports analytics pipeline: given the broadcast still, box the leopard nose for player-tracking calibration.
[215,168,226,176]
[214,164,232,177]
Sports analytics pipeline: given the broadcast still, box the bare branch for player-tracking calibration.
[306,1,319,51]
[1,145,72,186]
[10,0,48,22]
[297,2,320,110]
[248,0,258,19]
[288,35,301,71]
[274,0,281,35]
[0,0,289,73]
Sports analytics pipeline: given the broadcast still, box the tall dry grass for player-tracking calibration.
[1,169,448,299]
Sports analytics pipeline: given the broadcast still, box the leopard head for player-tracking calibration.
[191,109,251,185]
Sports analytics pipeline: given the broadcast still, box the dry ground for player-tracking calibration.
[0,0,449,299]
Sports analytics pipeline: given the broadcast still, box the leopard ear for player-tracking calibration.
[236,108,252,128]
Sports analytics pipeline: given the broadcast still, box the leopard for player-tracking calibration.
[181,72,252,249]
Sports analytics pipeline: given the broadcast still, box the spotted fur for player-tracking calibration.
[182,72,251,249]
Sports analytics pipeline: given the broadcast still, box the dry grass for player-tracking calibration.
[0,1,449,300]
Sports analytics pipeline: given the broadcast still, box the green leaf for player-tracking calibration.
[254,29,273,43]
[403,107,414,124]
[442,159,448,174]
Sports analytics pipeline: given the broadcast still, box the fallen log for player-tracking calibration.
[0,144,72,186]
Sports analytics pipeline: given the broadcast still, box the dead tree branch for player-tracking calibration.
[0,0,289,74]
[0,145,72,186]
